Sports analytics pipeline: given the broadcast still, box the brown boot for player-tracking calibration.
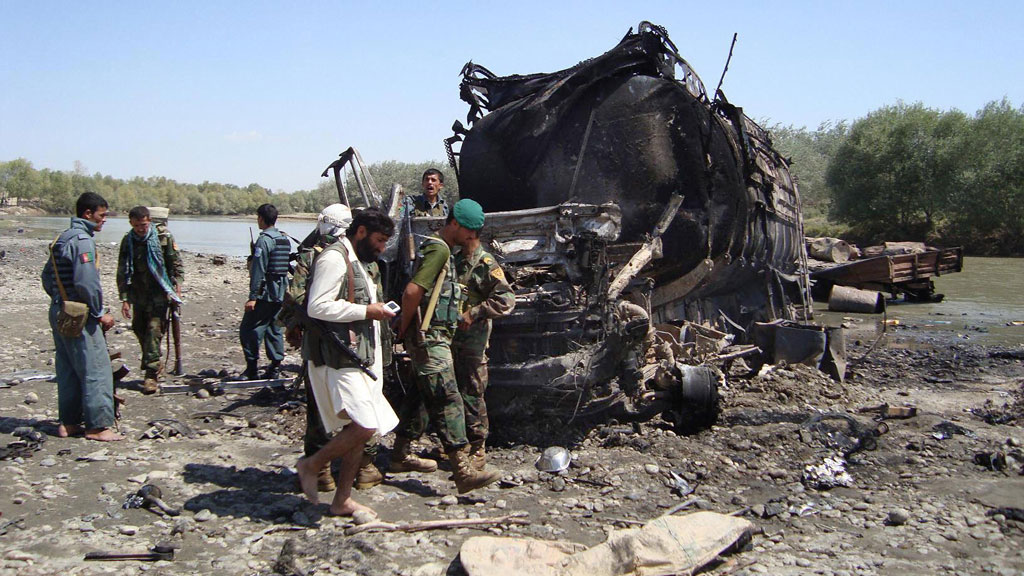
[142,374,159,395]
[469,441,487,471]
[389,436,438,473]
[447,445,501,494]
[316,463,336,492]
[354,454,383,490]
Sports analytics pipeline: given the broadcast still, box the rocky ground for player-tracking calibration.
[0,231,1022,576]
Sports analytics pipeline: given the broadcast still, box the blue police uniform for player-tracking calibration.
[41,217,115,430]
[239,226,290,373]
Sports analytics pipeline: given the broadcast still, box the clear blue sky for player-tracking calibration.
[2,1,1021,192]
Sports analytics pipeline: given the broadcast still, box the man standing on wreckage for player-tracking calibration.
[296,207,397,517]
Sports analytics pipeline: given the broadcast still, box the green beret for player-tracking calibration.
[453,199,485,230]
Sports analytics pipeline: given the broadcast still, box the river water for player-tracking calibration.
[4,214,1023,346]
[2,214,317,258]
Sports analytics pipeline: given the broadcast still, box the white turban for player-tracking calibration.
[318,203,353,236]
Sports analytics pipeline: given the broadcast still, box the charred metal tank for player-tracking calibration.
[326,23,812,431]
[441,23,811,428]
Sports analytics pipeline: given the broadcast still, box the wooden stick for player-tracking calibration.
[664,497,700,516]
[344,514,529,536]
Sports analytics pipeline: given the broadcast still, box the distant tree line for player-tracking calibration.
[4,99,1022,254]
[770,98,1024,255]
[0,158,457,217]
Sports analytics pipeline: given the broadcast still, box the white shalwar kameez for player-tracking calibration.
[306,238,398,435]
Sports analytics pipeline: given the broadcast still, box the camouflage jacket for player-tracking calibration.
[452,244,515,353]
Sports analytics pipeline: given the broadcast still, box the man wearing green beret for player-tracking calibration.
[394,199,501,494]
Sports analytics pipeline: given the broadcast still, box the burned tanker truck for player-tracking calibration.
[326,23,812,432]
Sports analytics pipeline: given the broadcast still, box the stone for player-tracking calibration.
[551,477,566,492]
[644,463,660,475]
[119,525,138,535]
[887,509,910,526]
[194,509,215,522]
[352,509,376,525]
[494,499,507,509]
[440,495,458,506]
[196,388,211,399]
[24,392,39,404]
[39,457,57,467]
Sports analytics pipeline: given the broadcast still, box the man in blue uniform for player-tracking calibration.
[41,192,122,442]
[239,203,291,380]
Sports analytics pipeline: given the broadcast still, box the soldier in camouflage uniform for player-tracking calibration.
[402,168,449,218]
[116,206,183,395]
[279,204,387,493]
[240,203,290,380]
[41,192,122,442]
[453,229,515,470]
[394,199,502,494]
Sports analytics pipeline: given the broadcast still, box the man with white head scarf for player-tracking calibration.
[296,207,397,518]
[317,203,353,237]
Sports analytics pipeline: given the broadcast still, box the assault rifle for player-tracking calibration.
[293,307,378,381]
[170,303,183,375]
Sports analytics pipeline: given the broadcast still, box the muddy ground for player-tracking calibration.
[0,231,1022,576]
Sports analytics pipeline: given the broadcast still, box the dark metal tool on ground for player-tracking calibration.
[84,545,175,562]
[134,484,180,516]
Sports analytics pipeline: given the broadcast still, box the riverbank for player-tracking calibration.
[0,233,1022,575]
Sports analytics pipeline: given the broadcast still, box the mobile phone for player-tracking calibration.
[384,301,401,314]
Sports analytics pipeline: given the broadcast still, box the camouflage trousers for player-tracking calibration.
[130,298,168,376]
[394,331,468,451]
[453,347,488,444]
[303,368,377,460]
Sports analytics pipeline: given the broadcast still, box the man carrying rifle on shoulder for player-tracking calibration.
[295,207,397,518]
[116,206,183,395]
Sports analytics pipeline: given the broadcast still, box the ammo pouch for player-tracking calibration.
[57,300,89,338]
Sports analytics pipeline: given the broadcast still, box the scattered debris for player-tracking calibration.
[141,418,198,439]
[932,421,977,440]
[973,450,1024,475]
[536,446,571,473]
[802,455,854,489]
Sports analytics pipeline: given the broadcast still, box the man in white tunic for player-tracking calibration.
[296,207,397,517]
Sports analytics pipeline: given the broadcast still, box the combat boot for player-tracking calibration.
[317,463,336,492]
[354,453,383,490]
[261,360,281,380]
[389,436,438,473]
[142,371,159,395]
[447,445,501,494]
[468,440,487,471]
[240,359,258,381]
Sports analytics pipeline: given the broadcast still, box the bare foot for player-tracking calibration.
[328,498,376,518]
[57,423,84,438]
[295,457,321,505]
[84,428,124,442]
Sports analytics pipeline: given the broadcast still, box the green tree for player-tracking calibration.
[949,99,1024,253]
[826,103,965,242]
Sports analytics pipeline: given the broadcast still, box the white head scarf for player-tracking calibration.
[317,204,353,236]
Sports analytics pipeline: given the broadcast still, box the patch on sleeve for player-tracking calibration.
[253,247,263,258]
[489,266,506,282]
[80,252,94,263]
[482,256,494,266]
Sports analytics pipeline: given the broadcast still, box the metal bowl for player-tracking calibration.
[535,446,571,473]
